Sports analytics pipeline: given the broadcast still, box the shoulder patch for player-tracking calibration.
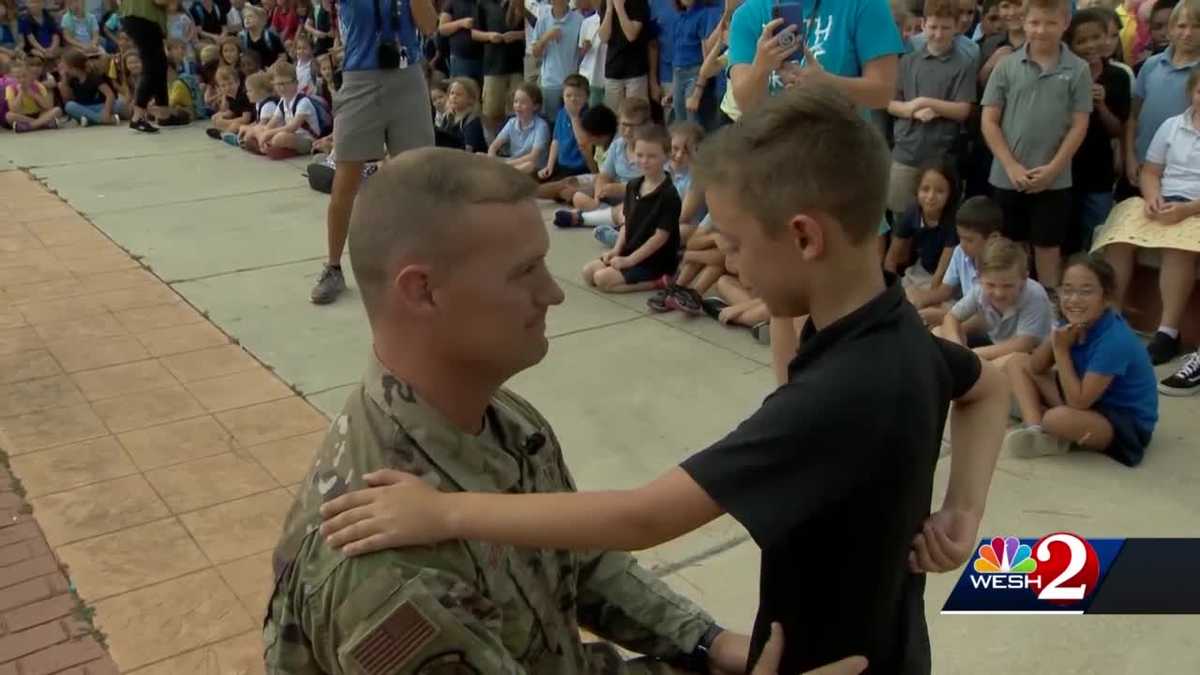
[350,601,440,674]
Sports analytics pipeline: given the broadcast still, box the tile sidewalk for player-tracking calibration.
[0,171,323,673]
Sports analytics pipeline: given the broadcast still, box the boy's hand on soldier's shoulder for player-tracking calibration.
[908,508,980,574]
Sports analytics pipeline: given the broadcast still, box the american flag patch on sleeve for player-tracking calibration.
[350,602,440,674]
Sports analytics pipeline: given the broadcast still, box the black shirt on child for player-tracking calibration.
[444,0,484,60]
[681,277,982,675]
[604,0,650,80]
[474,0,524,76]
[894,206,959,275]
[1073,62,1130,193]
[620,174,681,276]
[226,89,254,117]
[67,73,108,106]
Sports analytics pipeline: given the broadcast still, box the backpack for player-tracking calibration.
[256,95,280,122]
[178,73,207,121]
[291,93,332,138]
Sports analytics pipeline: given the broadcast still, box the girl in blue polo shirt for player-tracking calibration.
[488,82,551,175]
[1004,254,1159,467]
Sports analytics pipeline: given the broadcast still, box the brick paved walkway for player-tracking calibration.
[0,171,327,673]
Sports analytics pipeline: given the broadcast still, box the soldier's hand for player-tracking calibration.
[750,623,868,675]
[319,469,449,555]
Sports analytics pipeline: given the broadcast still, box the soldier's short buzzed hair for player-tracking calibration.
[348,149,538,321]
[694,83,890,244]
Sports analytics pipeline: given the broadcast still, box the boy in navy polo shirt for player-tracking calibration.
[538,74,592,180]
[319,84,1011,675]
[20,0,62,61]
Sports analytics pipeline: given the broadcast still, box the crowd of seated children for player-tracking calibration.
[885,160,962,293]
[552,96,649,225]
[908,194,1005,326]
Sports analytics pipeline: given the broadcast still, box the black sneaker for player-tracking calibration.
[206,127,222,139]
[700,296,728,320]
[1147,330,1181,365]
[129,118,159,133]
[646,288,673,313]
[666,286,704,315]
[1159,350,1200,396]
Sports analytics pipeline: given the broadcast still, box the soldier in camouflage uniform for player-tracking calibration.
[263,148,742,675]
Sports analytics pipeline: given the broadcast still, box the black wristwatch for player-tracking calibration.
[671,623,725,674]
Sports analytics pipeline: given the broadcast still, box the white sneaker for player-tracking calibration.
[57,117,77,128]
[1003,425,1073,459]
[79,117,90,128]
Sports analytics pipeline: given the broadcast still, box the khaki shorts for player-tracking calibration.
[483,73,525,121]
[604,76,649,111]
[887,161,924,215]
[332,66,436,163]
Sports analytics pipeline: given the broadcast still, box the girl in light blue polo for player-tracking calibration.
[488,82,552,175]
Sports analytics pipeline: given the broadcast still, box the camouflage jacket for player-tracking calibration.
[263,354,715,674]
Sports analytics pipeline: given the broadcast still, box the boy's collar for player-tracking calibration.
[790,274,902,377]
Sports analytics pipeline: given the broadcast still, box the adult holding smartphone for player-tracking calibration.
[308,0,439,305]
[724,0,904,384]
[119,0,170,132]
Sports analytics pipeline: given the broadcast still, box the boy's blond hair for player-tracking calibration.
[1025,0,1070,13]
[694,84,889,244]
[924,0,959,20]
[1171,0,1200,25]
[246,71,272,97]
[200,43,219,64]
[978,237,1028,276]
[271,60,297,82]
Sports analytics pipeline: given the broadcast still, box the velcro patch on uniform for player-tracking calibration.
[350,602,440,674]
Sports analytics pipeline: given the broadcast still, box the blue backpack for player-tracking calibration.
[292,93,333,138]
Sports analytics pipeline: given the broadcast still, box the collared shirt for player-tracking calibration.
[1133,47,1200,161]
[531,5,582,87]
[892,41,977,167]
[1073,61,1130,193]
[981,42,1092,191]
[907,33,979,65]
[605,0,650,80]
[1069,309,1158,434]
[578,11,606,87]
[681,276,981,674]
[950,277,1053,343]
[1146,108,1200,201]
[552,106,587,170]
[648,0,678,82]
[600,136,641,182]
[671,3,721,70]
[496,113,550,166]
[339,0,423,72]
[942,244,977,300]
[264,353,714,674]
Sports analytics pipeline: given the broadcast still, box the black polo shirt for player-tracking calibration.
[620,174,681,276]
[226,89,254,118]
[444,0,484,60]
[475,0,524,76]
[604,0,650,80]
[1072,62,1130,193]
[681,277,981,675]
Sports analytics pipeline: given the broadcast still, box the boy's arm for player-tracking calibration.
[981,103,1027,187]
[1028,112,1089,191]
[612,0,642,43]
[883,236,910,274]
[1053,338,1113,410]
[887,97,916,119]
[929,247,954,289]
[621,229,669,266]
[544,138,560,172]
[1124,97,1143,184]
[30,84,53,108]
[914,96,972,122]
[973,334,1039,360]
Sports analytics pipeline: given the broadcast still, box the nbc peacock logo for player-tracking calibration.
[968,536,1041,591]
[974,536,1037,574]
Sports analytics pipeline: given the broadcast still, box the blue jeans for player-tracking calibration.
[671,65,717,129]
[542,85,563,123]
[65,101,106,124]
[1078,191,1114,250]
[449,55,483,82]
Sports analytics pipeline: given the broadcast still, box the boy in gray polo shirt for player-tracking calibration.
[939,237,1053,363]
[887,0,978,215]
[981,0,1091,292]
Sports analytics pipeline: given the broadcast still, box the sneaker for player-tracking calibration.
[646,288,673,313]
[1159,350,1200,396]
[129,118,159,133]
[750,321,771,345]
[79,116,90,128]
[222,132,240,146]
[1002,425,1073,459]
[310,265,346,305]
[56,117,76,128]
[12,122,30,133]
[1147,330,1181,365]
[665,286,704,315]
[206,127,222,140]
[593,225,618,248]
[553,210,581,228]
[701,296,729,320]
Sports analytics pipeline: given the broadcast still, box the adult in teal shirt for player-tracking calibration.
[120,0,169,132]
[724,0,904,385]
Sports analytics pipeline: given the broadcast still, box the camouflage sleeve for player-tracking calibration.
[574,550,715,660]
[292,557,530,675]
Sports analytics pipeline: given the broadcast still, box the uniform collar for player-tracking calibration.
[362,352,541,494]
[1162,46,1200,71]
[1083,308,1118,342]
[1018,42,1071,75]
[789,274,904,377]
[921,42,955,61]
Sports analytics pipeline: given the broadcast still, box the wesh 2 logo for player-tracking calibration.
[968,532,1100,604]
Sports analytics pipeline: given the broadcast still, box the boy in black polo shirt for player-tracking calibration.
[319,85,1010,674]
[582,124,680,292]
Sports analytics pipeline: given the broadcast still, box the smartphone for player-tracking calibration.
[771,2,806,58]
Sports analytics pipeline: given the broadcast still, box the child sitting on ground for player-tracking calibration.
[244,61,323,157]
[553,96,648,223]
[488,82,551,175]
[166,37,197,76]
[428,74,448,126]
[705,251,772,344]
[292,32,315,94]
[884,161,960,290]
[535,102,617,199]
[157,60,193,125]
[537,73,592,181]
[239,50,262,80]
[436,76,486,152]
[57,48,117,125]
[59,0,104,58]
[231,71,277,145]
[205,65,252,135]
[1004,254,1158,466]
[908,195,1004,326]
[582,124,680,293]
[4,59,63,131]
[0,2,18,64]
[937,237,1055,363]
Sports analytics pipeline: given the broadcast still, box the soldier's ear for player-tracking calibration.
[392,264,436,314]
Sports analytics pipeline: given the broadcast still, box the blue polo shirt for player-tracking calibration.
[553,106,587,171]
[19,10,60,50]
[600,136,642,182]
[338,0,422,72]
[649,0,679,84]
[531,6,583,88]
[672,3,721,70]
[727,0,903,94]
[497,114,551,166]
[942,245,977,300]
[1069,309,1158,434]
[1133,47,1200,161]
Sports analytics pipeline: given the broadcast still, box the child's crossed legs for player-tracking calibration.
[1005,353,1114,451]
